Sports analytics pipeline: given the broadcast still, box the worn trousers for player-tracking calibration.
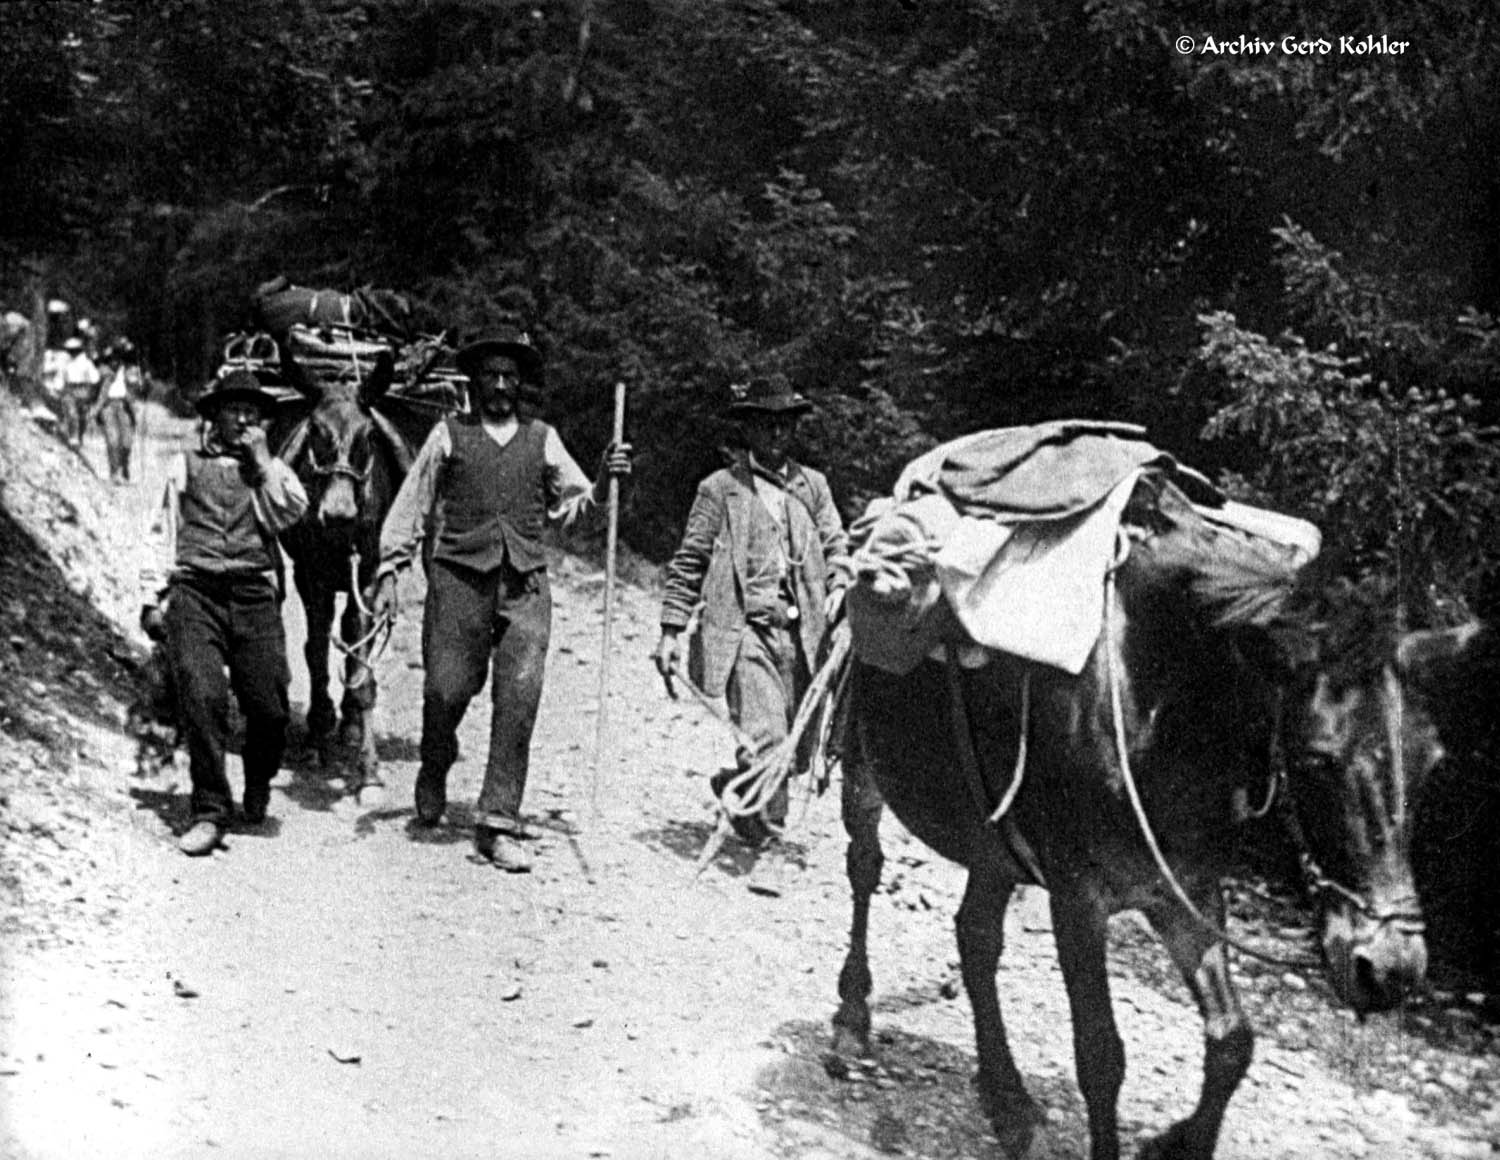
[99,399,135,481]
[165,575,291,826]
[725,621,810,828]
[419,559,551,826]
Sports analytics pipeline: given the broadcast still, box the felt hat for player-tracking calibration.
[726,373,812,417]
[195,368,280,416]
[455,324,544,382]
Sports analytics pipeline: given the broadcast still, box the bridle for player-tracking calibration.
[1101,534,1424,967]
[279,414,373,492]
[277,415,387,688]
[1269,741,1427,935]
[303,426,372,488]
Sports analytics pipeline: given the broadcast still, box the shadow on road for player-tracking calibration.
[351,806,478,846]
[276,713,370,814]
[126,783,187,834]
[754,1018,1096,1160]
[632,817,812,884]
[126,783,284,842]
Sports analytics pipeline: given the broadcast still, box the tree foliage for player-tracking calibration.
[4,0,1500,979]
[1197,224,1500,621]
[3,0,1498,558]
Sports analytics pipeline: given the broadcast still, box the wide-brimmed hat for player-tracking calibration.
[63,337,85,352]
[455,325,544,382]
[195,369,280,416]
[726,373,812,417]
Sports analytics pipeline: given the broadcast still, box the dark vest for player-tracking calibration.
[431,417,549,573]
[176,450,278,576]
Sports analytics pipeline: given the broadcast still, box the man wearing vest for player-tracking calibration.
[653,374,849,886]
[372,327,632,873]
[142,370,308,856]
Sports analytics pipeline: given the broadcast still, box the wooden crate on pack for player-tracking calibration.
[283,323,394,385]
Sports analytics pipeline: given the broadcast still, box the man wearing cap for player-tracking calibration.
[371,326,632,872]
[141,370,308,856]
[653,374,849,864]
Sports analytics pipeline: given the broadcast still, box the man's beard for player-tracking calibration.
[478,390,516,419]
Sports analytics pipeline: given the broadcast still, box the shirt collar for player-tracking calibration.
[481,414,520,437]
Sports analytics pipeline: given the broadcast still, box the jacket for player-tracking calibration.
[661,457,848,697]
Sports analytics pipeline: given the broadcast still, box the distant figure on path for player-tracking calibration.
[141,371,308,856]
[653,374,849,872]
[372,326,633,873]
[1,310,34,388]
[90,339,143,483]
[60,336,101,449]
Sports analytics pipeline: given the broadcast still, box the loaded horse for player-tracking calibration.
[822,425,1480,1160]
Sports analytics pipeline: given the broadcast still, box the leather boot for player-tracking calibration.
[178,821,223,857]
[474,824,533,873]
[242,780,271,825]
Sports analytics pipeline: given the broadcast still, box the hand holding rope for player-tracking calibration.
[334,552,395,691]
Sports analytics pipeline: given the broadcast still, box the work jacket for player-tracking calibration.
[661,456,848,697]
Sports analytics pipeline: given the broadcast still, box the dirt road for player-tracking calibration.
[1,399,1496,1159]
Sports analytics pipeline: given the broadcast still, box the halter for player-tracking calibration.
[309,458,371,485]
[304,426,372,487]
[1101,532,1422,968]
[1271,751,1427,934]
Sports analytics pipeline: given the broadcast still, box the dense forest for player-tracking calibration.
[2,0,1498,976]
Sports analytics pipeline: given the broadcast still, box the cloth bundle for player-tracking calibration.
[252,277,420,343]
[845,422,1320,676]
[283,323,394,386]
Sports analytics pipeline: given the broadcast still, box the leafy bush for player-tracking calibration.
[1197,224,1500,984]
[1197,226,1500,622]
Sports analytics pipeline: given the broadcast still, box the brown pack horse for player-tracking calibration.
[831,471,1481,1160]
[274,354,420,804]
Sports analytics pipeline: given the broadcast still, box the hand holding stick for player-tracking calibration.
[592,381,627,813]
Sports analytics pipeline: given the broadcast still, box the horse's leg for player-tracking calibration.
[338,591,384,806]
[1138,899,1254,1160]
[301,575,338,764]
[957,867,1045,1157]
[831,752,883,1058]
[1050,888,1126,1160]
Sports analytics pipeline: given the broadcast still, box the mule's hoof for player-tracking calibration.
[993,1118,1052,1160]
[976,1073,1044,1133]
[829,1024,873,1063]
[356,783,387,809]
[1139,1123,1201,1160]
[307,705,337,740]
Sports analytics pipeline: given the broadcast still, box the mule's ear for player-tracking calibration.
[368,408,414,474]
[358,349,395,407]
[1398,622,1490,685]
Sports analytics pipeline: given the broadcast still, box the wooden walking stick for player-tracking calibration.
[592,380,627,813]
